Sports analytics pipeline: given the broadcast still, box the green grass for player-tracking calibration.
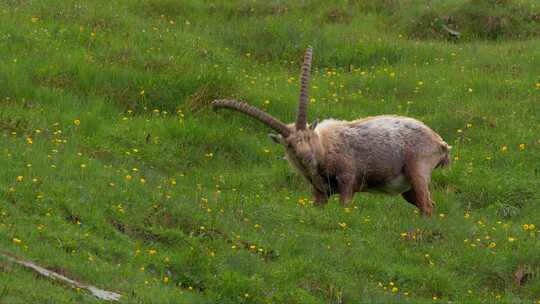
[1,0,540,303]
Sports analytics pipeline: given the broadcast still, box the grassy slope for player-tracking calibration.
[1,0,539,303]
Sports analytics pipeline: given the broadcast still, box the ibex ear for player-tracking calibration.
[309,119,319,130]
[268,133,282,144]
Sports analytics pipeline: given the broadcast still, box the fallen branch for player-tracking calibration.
[0,251,121,301]
[442,24,460,38]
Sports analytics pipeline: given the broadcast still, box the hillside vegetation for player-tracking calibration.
[1,0,539,303]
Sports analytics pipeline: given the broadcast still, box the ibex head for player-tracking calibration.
[212,48,325,188]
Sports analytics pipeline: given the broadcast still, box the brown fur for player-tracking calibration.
[270,115,450,216]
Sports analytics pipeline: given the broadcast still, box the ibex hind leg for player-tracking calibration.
[401,190,419,208]
[401,188,436,208]
[403,157,439,217]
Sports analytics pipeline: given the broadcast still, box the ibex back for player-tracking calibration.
[212,48,450,216]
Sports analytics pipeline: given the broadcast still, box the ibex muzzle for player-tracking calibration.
[212,48,451,217]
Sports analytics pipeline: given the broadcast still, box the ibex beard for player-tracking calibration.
[212,47,450,217]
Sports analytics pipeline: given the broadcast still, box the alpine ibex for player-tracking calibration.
[212,47,450,216]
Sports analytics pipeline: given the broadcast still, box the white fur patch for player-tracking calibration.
[314,119,342,136]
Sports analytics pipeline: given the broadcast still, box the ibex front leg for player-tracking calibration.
[337,174,354,205]
[312,187,329,207]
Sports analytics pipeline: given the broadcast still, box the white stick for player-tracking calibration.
[0,252,121,301]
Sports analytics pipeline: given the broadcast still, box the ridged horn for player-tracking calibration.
[295,47,313,130]
[211,99,291,137]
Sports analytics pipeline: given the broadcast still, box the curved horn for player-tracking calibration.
[295,47,313,130]
[211,99,291,137]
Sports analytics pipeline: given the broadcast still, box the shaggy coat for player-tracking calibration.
[212,48,450,216]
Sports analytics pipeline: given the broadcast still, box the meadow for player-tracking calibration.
[0,0,539,303]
